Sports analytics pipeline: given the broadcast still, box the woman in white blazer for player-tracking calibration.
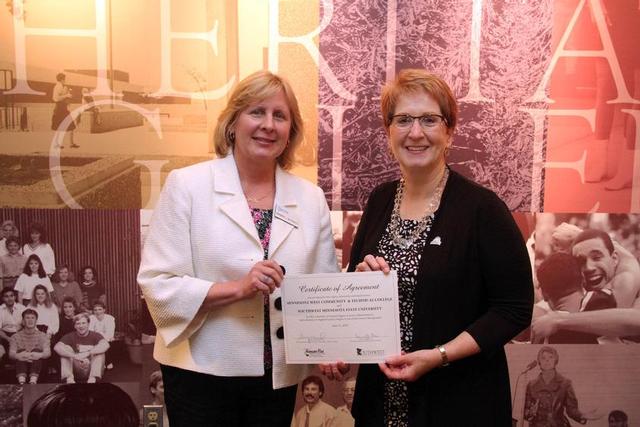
[138,70,338,427]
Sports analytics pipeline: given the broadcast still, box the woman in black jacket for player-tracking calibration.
[323,69,533,426]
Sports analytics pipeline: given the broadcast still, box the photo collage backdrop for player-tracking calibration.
[1,0,638,425]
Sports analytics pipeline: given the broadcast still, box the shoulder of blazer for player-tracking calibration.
[276,168,325,200]
[366,180,398,210]
[441,168,502,211]
[348,179,398,266]
[167,156,241,198]
[365,169,498,208]
[357,180,398,238]
[172,158,217,179]
[165,159,217,193]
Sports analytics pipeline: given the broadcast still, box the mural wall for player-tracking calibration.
[0,0,638,425]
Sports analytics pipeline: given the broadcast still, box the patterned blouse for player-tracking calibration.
[251,208,274,370]
[377,214,435,427]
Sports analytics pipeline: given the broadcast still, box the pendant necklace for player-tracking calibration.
[388,168,449,249]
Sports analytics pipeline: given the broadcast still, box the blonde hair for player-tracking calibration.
[1,220,19,237]
[73,312,90,325]
[380,69,458,133]
[213,70,303,170]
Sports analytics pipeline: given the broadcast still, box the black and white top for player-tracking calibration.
[377,214,435,427]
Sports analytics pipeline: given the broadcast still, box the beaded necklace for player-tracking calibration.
[388,168,449,249]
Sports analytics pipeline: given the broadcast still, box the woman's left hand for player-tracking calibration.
[355,254,390,273]
[378,349,441,382]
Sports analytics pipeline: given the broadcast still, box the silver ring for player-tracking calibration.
[262,275,270,283]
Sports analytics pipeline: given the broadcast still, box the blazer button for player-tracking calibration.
[274,297,282,311]
[276,326,284,339]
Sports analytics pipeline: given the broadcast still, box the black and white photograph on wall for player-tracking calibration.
[139,358,169,427]
[290,367,358,427]
[0,2,237,211]
[507,344,640,427]
[0,209,142,386]
[524,213,640,344]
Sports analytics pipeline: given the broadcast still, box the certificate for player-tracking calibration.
[281,271,400,363]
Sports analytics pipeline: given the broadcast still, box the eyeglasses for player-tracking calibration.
[390,114,447,130]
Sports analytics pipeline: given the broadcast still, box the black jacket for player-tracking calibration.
[349,169,533,427]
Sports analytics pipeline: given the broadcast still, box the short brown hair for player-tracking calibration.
[381,69,458,133]
[213,70,304,170]
[22,308,38,320]
[301,375,324,395]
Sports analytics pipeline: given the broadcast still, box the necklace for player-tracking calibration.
[245,192,272,204]
[388,168,449,249]
[243,182,275,204]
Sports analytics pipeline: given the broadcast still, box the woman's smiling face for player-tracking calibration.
[388,90,451,175]
[231,89,292,166]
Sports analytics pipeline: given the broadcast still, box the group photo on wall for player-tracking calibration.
[0,210,142,389]
[1,0,639,426]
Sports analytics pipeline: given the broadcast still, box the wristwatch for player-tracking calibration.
[436,345,450,367]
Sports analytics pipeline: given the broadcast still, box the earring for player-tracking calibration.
[444,146,450,157]
[228,131,235,143]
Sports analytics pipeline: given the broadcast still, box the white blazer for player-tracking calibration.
[137,154,338,389]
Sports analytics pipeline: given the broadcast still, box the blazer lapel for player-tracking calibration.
[268,167,298,258]
[214,156,262,245]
